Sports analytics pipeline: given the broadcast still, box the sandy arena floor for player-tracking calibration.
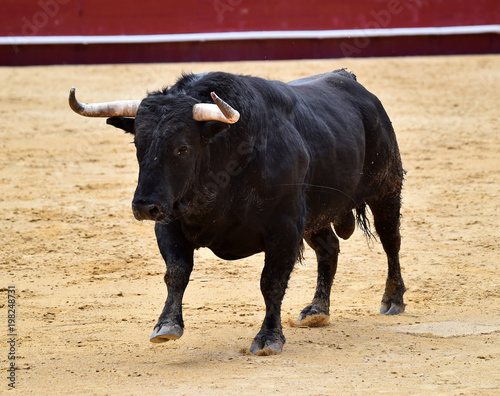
[1,55,499,394]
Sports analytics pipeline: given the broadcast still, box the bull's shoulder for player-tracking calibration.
[172,71,295,108]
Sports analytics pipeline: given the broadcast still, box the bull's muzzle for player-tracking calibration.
[132,201,163,221]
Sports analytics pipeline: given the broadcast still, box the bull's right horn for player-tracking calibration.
[69,87,141,117]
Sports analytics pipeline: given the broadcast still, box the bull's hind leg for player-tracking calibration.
[367,193,406,315]
[297,226,339,324]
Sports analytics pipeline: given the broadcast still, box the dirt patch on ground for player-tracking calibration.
[1,55,499,394]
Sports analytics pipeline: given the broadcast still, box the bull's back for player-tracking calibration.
[287,70,396,225]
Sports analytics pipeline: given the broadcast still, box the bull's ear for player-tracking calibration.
[200,121,230,143]
[106,117,135,134]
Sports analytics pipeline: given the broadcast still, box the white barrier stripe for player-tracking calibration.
[1,25,499,46]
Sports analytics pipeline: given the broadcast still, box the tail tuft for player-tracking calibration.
[355,203,376,241]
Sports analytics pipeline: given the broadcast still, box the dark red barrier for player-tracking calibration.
[1,0,499,65]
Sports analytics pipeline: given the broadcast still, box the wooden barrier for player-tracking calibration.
[1,0,498,65]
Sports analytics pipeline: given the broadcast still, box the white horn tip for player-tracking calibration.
[69,87,83,114]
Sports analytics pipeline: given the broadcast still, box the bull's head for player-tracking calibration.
[69,88,240,222]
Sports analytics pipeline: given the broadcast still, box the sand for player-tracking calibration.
[1,55,499,394]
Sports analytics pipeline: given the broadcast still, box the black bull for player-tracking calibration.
[69,69,406,355]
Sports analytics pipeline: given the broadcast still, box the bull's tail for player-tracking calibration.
[355,202,376,241]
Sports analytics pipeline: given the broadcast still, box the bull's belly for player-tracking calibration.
[209,245,262,261]
[183,222,265,260]
[208,235,264,260]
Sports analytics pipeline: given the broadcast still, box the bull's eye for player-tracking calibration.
[176,146,189,155]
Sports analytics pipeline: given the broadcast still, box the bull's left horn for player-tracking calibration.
[192,92,240,124]
[69,87,141,117]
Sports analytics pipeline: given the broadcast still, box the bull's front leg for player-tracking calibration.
[150,222,194,343]
[250,221,303,355]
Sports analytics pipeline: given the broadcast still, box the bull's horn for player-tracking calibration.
[69,87,141,117]
[192,92,240,123]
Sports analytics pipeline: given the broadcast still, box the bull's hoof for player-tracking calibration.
[380,302,405,315]
[297,304,330,326]
[150,323,183,343]
[249,340,284,356]
[296,313,330,327]
[250,332,285,355]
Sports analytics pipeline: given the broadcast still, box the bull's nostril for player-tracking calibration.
[132,201,162,221]
[148,205,160,219]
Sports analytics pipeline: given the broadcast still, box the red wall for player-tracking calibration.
[1,0,499,65]
[3,0,499,36]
